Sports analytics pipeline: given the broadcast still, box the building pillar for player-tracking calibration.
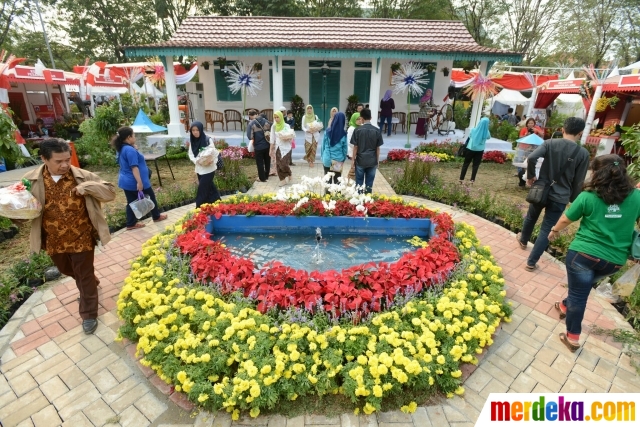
[272,56,283,109]
[466,60,488,133]
[164,55,184,137]
[581,84,603,144]
[620,99,633,126]
[369,58,382,125]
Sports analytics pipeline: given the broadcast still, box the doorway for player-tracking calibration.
[309,69,340,125]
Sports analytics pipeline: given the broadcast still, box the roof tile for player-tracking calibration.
[129,16,515,55]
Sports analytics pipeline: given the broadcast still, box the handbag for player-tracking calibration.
[257,120,271,143]
[330,160,344,173]
[129,191,155,219]
[525,144,581,205]
[457,137,470,157]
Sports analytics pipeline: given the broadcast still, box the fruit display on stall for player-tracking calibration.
[590,124,617,137]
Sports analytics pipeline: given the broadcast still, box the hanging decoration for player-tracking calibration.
[225,62,263,146]
[462,72,498,101]
[391,62,429,148]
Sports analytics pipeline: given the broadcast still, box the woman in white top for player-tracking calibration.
[186,121,221,207]
[270,111,293,186]
[327,107,338,127]
[346,112,362,182]
[301,104,321,168]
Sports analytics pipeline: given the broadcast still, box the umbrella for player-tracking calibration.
[516,133,544,145]
[130,109,167,133]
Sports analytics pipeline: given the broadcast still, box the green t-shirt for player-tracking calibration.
[566,190,640,265]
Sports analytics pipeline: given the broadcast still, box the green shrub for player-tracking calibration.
[290,95,305,131]
[9,251,54,285]
[0,272,32,323]
[453,102,470,130]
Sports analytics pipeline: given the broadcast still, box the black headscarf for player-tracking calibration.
[190,121,208,157]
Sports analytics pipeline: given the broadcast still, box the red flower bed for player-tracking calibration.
[482,150,507,164]
[176,199,458,317]
[386,149,414,161]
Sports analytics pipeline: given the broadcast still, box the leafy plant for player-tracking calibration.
[0,272,32,323]
[390,62,401,73]
[290,94,305,131]
[201,61,210,70]
[622,123,640,180]
[453,103,470,131]
[9,251,54,285]
[345,94,359,121]
[0,108,20,163]
[75,117,117,167]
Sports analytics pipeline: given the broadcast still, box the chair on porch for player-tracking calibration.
[260,109,273,123]
[205,110,224,131]
[224,109,242,131]
[392,112,406,134]
[409,112,419,133]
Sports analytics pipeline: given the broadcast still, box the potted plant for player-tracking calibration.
[218,57,228,72]
[441,67,450,77]
[253,62,262,72]
[201,61,210,70]
[390,62,402,74]
[425,64,436,73]
[0,108,20,165]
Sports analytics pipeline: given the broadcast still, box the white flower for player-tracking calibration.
[225,62,263,97]
[293,197,309,211]
[391,62,430,97]
[356,205,366,212]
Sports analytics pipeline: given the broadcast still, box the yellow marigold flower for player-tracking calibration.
[451,370,462,378]
[250,385,261,397]
[198,393,209,402]
[401,402,418,413]
[437,355,446,364]
[250,408,260,418]
[455,386,465,395]
[232,410,240,421]
[261,365,272,375]
[363,402,376,415]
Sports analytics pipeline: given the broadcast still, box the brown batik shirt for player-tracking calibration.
[42,167,96,255]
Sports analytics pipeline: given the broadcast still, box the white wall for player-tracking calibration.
[199,56,457,116]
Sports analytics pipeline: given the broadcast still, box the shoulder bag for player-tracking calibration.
[631,229,640,260]
[525,144,581,205]
[208,137,224,171]
[457,137,470,157]
[257,120,271,143]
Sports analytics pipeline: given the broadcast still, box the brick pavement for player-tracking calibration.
[0,166,637,427]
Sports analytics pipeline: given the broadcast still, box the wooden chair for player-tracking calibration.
[393,112,406,134]
[205,110,224,131]
[260,108,274,122]
[224,109,242,131]
[409,112,419,132]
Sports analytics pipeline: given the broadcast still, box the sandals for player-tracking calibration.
[516,233,527,250]
[279,181,287,187]
[559,333,580,352]
[555,301,566,319]
[126,223,145,230]
[525,264,538,272]
[153,214,168,223]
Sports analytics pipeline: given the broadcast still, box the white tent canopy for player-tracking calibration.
[555,93,586,119]
[65,84,127,95]
[491,89,530,106]
[133,80,165,99]
[621,60,640,70]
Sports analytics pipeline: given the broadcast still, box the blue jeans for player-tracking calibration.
[564,250,621,336]
[124,187,162,227]
[355,165,377,194]
[379,115,393,136]
[519,200,566,267]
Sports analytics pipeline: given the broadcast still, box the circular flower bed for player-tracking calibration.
[117,178,512,419]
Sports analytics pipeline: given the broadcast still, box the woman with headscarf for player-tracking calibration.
[416,89,433,137]
[321,111,348,185]
[346,112,362,182]
[301,104,321,168]
[327,107,338,128]
[270,111,294,186]
[459,117,491,183]
[379,89,395,137]
[187,121,221,207]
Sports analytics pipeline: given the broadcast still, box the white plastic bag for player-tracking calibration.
[248,139,255,153]
[196,145,217,166]
[612,264,640,297]
[129,191,155,219]
[0,181,42,219]
[595,281,621,303]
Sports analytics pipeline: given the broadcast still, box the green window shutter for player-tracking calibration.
[410,62,436,104]
[282,69,296,103]
[353,70,371,103]
[269,69,273,102]
[214,69,242,102]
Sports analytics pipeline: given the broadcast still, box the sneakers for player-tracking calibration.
[83,319,98,335]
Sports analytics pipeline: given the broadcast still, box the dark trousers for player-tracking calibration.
[255,148,271,181]
[123,187,162,227]
[519,200,566,267]
[50,250,99,320]
[459,150,484,181]
[564,250,621,337]
[355,165,377,194]
[379,115,393,136]
[323,166,342,185]
[196,171,221,208]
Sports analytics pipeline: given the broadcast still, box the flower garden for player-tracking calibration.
[116,178,512,419]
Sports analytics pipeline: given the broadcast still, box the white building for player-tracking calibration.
[125,16,521,137]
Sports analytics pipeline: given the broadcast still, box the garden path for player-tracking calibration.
[0,162,637,427]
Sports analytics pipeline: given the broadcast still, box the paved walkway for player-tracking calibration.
[0,164,637,427]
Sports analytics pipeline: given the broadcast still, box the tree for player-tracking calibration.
[449,0,506,47]
[50,0,162,62]
[554,0,624,68]
[154,0,212,39]
[305,0,363,17]
[0,0,32,48]
[612,1,640,66]
[498,0,563,64]
[369,0,453,20]
[4,30,84,69]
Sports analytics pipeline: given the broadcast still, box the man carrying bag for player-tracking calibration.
[516,117,590,271]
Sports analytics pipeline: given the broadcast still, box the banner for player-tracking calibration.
[51,93,66,117]
[32,105,57,126]
[529,108,547,128]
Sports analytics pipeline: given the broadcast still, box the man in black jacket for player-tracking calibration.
[517,117,590,271]
[351,108,383,194]
[247,110,271,182]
